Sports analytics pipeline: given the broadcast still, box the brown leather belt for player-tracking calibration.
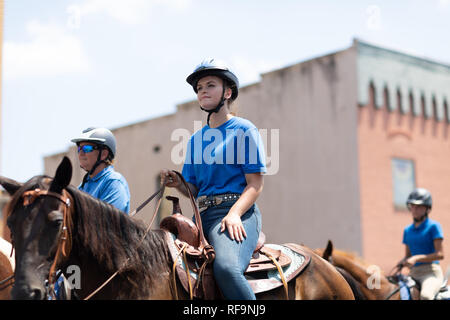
[197,193,240,210]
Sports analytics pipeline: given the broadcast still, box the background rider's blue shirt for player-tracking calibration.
[78,165,130,213]
[182,117,266,198]
[402,218,444,266]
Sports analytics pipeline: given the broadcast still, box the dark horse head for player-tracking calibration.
[0,157,73,299]
[1,157,172,300]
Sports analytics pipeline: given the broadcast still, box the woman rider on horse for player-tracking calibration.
[161,59,266,299]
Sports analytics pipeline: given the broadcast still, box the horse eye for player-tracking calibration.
[48,210,63,226]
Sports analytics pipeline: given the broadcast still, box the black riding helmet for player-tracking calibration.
[406,188,432,223]
[186,58,239,100]
[186,59,239,125]
[406,188,432,209]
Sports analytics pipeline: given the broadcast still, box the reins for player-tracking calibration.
[384,264,411,300]
[168,171,215,300]
[0,274,14,291]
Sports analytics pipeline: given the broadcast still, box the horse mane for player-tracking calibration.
[65,184,170,298]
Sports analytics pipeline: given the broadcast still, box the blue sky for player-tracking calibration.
[1,0,450,182]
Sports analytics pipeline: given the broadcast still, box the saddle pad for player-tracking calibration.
[168,232,199,280]
[245,246,291,274]
[265,244,305,281]
[247,243,310,294]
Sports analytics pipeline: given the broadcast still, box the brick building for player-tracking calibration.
[12,39,450,275]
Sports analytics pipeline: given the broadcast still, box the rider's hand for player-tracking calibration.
[404,256,417,268]
[160,169,180,188]
[396,258,406,268]
[220,211,247,242]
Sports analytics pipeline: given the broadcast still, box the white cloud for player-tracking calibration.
[4,21,90,79]
[71,0,191,26]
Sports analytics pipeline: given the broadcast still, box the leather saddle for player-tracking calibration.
[160,196,311,299]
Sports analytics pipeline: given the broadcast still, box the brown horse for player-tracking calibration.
[0,237,14,299]
[315,240,420,300]
[0,157,354,300]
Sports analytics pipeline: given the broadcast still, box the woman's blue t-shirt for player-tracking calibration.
[182,117,266,198]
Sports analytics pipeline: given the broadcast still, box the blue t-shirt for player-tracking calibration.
[78,165,130,214]
[182,117,266,198]
[402,218,444,266]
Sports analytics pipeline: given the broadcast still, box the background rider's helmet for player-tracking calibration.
[406,188,432,209]
[186,58,239,100]
[71,127,117,159]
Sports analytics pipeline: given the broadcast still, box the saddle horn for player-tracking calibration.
[166,196,182,215]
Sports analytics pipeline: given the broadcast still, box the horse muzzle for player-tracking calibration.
[11,281,47,300]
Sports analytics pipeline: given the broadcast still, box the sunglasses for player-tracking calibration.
[77,145,99,153]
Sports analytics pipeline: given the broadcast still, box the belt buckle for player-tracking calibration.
[197,195,206,208]
[214,196,223,205]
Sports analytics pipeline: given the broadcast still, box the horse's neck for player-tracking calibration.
[335,255,396,298]
[68,227,175,299]
[334,256,370,281]
[335,256,389,285]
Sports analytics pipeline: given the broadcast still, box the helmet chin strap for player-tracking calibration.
[200,85,226,127]
[413,216,425,223]
[413,210,429,223]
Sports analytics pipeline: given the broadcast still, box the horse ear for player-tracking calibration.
[0,176,23,195]
[49,156,73,193]
[322,240,334,261]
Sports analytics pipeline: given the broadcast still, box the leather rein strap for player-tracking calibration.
[172,170,214,261]
[169,171,215,300]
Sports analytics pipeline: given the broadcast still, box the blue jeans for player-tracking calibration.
[195,201,261,300]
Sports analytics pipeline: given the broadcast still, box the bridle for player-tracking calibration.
[17,188,72,298]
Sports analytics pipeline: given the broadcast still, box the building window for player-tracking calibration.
[369,81,376,108]
[391,158,416,210]
[409,91,414,115]
[444,99,449,123]
[384,86,390,111]
[432,96,438,121]
[153,145,161,154]
[397,88,403,113]
[421,94,428,118]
